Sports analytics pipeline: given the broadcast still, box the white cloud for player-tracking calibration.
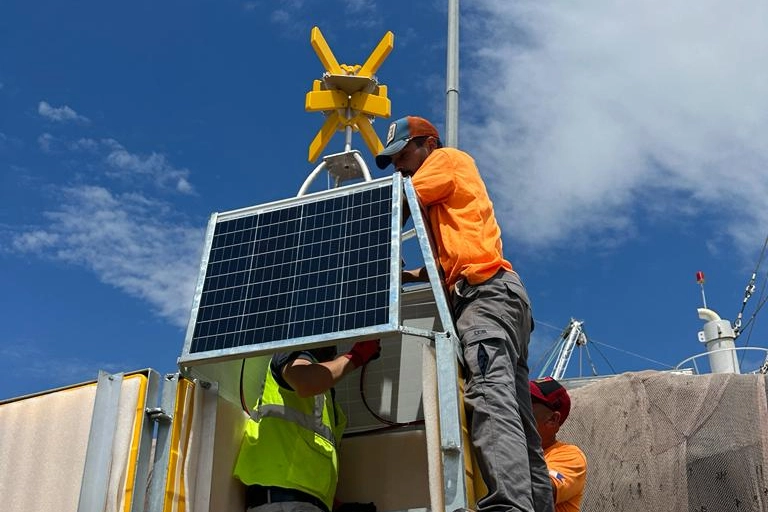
[463,0,768,254]
[265,0,380,34]
[12,186,204,328]
[12,230,60,252]
[37,132,55,152]
[69,137,99,152]
[38,100,90,123]
[342,0,376,14]
[105,141,196,194]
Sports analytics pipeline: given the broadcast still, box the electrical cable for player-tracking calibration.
[589,340,618,375]
[239,358,251,416]
[238,350,425,438]
[356,359,425,429]
[734,233,768,337]
[589,339,674,369]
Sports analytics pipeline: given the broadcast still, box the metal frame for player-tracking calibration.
[145,373,179,512]
[403,176,468,512]
[177,174,470,512]
[77,371,124,512]
[128,369,162,512]
[191,380,219,511]
[77,369,161,512]
[298,150,373,196]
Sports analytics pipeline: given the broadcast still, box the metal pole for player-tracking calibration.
[446,0,459,148]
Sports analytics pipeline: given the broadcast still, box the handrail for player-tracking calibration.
[675,347,768,374]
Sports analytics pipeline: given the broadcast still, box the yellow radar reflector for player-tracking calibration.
[351,88,390,118]
[305,89,349,112]
[310,27,343,75]
[358,31,394,78]
[354,115,385,157]
[306,27,394,162]
[308,111,342,163]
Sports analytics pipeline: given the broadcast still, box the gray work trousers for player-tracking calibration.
[452,270,553,512]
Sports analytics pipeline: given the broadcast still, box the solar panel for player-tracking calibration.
[181,177,400,363]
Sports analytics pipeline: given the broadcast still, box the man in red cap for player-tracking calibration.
[530,378,587,512]
[377,116,553,512]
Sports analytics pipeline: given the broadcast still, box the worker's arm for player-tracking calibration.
[282,340,380,398]
[545,444,587,504]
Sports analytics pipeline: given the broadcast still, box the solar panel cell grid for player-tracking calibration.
[189,184,393,354]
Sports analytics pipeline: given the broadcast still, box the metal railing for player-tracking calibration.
[675,346,768,374]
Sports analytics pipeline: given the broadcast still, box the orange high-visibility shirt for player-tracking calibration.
[544,441,587,512]
[410,147,512,289]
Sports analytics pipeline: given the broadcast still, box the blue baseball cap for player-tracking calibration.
[375,116,440,169]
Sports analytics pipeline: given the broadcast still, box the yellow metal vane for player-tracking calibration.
[306,27,393,162]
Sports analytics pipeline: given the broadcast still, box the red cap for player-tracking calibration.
[530,377,571,425]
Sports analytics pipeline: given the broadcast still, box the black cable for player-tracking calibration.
[356,359,425,429]
[741,274,768,345]
[239,352,425,437]
[736,286,768,341]
[589,341,618,374]
[734,234,768,337]
[239,358,251,416]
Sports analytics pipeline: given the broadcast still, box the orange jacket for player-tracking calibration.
[411,147,512,288]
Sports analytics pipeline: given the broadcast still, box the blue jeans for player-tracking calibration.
[453,270,553,512]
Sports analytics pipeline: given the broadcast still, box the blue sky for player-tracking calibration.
[2,0,768,399]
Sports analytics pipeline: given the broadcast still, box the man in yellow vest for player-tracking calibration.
[234,340,380,512]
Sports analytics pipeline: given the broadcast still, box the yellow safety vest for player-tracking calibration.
[233,357,347,510]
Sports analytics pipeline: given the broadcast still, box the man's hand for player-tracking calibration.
[343,339,381,368]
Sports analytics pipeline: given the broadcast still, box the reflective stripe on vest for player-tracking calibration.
[250,395,336,448]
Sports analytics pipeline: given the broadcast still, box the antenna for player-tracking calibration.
[696,270,707,308]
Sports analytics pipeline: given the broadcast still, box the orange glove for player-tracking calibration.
[344,339,381,367]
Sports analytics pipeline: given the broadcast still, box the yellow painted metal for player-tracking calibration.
[310,27,343,75]
[123,373,149,512]
[358,31,394,78]
[354,115,384,156]
[163,378,195,512]
[350,90,390,118]
[340,64,362,75]
[306,26,394,161]
[305,89,349,112]
[309,111,342,162]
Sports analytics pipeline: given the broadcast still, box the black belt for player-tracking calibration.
[246,485,329,512]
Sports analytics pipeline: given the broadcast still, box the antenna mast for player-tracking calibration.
[446,0,459,147]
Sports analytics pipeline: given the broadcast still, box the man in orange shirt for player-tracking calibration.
[530,377,587,512]
[376,116,553,512]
